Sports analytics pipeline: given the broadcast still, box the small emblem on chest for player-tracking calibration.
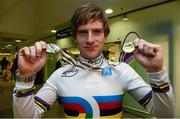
[102,67,112,76]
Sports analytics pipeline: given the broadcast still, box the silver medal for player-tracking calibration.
[122,42,135,53]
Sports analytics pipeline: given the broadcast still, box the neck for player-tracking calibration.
[79,53,104,68]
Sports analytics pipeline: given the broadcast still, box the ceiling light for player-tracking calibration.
[7,44,12,47]
[16,39,22,43]
[51,30,57,33]
[105,9,113,14]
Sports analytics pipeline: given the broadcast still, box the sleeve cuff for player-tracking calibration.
[15,81,34,90]
[148,66,169,84]
[15,69,36,90]
[148,66,170,93]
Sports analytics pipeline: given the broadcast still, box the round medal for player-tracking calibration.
[122,42,135,53]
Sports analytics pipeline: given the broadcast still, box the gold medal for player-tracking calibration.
[122,42,135,53]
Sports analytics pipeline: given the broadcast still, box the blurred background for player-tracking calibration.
[0,0,179,118]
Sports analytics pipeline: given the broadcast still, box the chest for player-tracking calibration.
[57,69,124,118]
[58,69,124,97]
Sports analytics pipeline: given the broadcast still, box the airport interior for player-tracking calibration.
[0,0,180,118]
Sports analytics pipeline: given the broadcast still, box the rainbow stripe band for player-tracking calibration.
[151,83,169,93]
[94,95,123,116]
[61,96,93,118]
[138,90,152,107]
[60,95,124,118]
[34,96,50,112]
[15,86,35,93]
[15,86,35,97]
[100,107,122,116]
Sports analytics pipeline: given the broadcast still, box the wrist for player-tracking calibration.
[17,69,36,78]
[146,65,165,73]
[15,69,36,83]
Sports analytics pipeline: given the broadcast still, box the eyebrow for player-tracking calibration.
[77,28,104,31]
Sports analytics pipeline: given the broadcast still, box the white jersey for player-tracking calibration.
[13,54,174,118]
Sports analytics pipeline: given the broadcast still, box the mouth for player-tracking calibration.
[84,46,97,50]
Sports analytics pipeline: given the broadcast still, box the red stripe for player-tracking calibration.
[64,103,85,113]
[15,90,34,97]
[98,101,122,110]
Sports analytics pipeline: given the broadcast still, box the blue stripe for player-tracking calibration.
[93,95,124,103]
[60,96,93,113]
[138,90,152,105]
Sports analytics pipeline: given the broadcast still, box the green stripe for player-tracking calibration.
[15,86,35,93]
[86,113,93,119]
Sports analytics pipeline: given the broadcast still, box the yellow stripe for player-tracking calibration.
[142,97,151,107]
[159,83,169,88]
[100,111,122,119]
[64,112,123,118]
[35,100,47,111]
[158,83,169,87]
[78,113,86,118]
[151,83,169,89]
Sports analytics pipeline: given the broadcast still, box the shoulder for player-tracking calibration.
[46,65,73,83]
[109,61,141,80]
[55,64,73,73]
[108,60,133,71]
[109,61,148,90]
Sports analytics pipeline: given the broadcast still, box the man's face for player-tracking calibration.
[75,20,105,59]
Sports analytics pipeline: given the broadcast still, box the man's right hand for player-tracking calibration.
[18,41,47,77]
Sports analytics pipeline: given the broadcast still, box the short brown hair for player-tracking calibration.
[71,3,110,38]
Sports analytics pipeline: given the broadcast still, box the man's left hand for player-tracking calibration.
[133,38,164,72]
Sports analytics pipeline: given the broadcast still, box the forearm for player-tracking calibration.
[13,92,43,118]
[13,75,44,118]
[13,71,58,118]
[146,67,174,118]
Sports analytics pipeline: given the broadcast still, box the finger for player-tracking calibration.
[35,41,43,57]
[153,44,161,52]
[132,38,140,48]
[146,44,156,56]
[19,47,31,58]
[29,46,36,61]
[39,41,47,50]
[138,39,146,54]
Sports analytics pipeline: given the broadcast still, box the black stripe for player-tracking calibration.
[35,101,47,111]
[151,83,169,88]
[64,109,79,116]
[142,96,152,107]
[152,86,169,93]
[138,91,152,105]
[34,97,50,111]
[100,107,122,116]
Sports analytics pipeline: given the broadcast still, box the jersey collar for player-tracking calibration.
[78,53,104,69]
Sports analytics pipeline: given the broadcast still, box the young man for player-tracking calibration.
[13,3,174,118]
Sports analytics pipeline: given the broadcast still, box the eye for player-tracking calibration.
[93,29,104,35]
[77,30,88,36]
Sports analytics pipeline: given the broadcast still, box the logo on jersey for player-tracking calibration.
[102,67,112,76]
[61,67,79,77]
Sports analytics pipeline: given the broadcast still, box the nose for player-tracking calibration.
[86,31,94,44]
